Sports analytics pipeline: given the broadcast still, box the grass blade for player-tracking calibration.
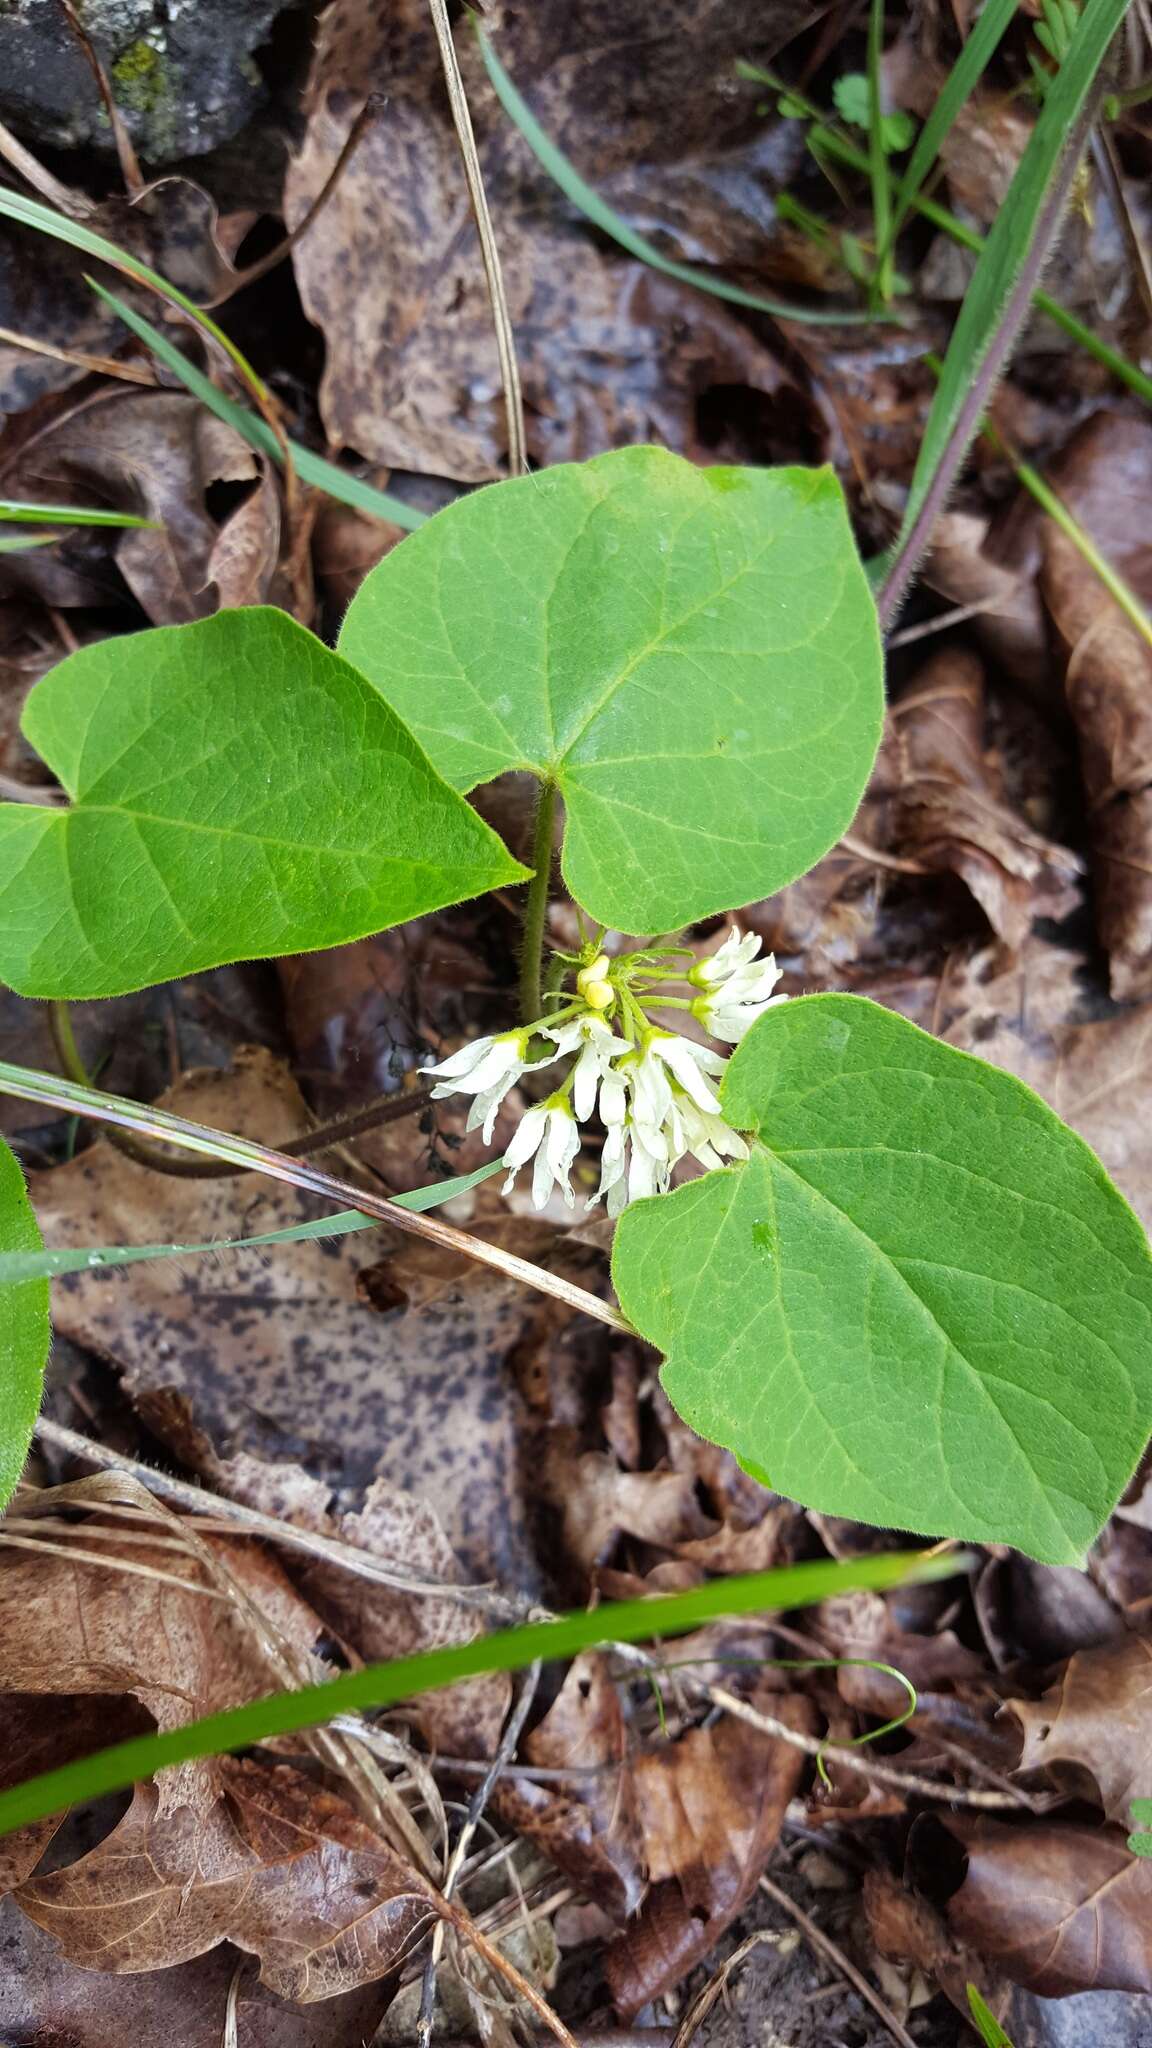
[967,1985,1015,2048]
[0,1059,627,1330]
[880,0,1129,623]
[87,280,426,531]
[0,1547,963,1835]
[478,29,880,328]
[0,187,264,393]
[866,0,894,305]
[885,0,1019,251]
[737,75,1152,408]
[0,1161,503,1285]
[0,498,155,528]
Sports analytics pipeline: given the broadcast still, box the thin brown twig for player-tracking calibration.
[757,1873,919,2048]
[707,1687,1036,1810]
[670,1930,795,2048]
[49,998,434,1177]
[2,1067,632,1331]
[427,0,526,474]
[417,1662,543,2047]
[33,1417,531,1619]
[441,1897,579,2048]
[0,114,93,216]
[207,96,380,309]
[57,0,145,195]
[0,322,157,385]
[837,832,931,877]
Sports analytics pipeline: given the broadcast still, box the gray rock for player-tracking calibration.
[0,0,299,162]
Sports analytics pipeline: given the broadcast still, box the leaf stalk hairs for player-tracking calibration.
[423,925,787,1213]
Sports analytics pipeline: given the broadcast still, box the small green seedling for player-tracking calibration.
[0,444,1149,1568]
[967,1984,1015,2048]
[832,72,917,153]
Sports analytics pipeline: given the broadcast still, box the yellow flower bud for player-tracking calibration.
[577,953,613,1012]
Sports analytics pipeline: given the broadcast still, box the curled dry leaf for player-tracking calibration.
[885,647,1078,949]
[0,1509,328,1817]
[15,1759,439,2001]
[542,1446,715,1575]
[1008,1635,1152,1823]
[924,1813,1152,1997]
[604,1692,814,2015]
[1038,411,1152,997]
[0,385,274,622]
[284,0,822,481]
[495,1650,647,1919]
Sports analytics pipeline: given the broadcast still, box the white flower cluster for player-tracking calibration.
[422,928,786,1214]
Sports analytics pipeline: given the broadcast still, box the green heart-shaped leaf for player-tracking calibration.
[338,446,883,934]
[0,608,526,999]
[612,995,1152,1564]
[0,1139,48,1508]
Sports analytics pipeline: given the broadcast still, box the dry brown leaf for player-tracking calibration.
[0,1893,394,2048]
[284,0,824,481]
[604,1692,814,2014]
[30,1048,544,1584]
[227,1464,513,1761]
[927,1813,1152,1996]
[922,508,1049,697]
[863,1866,983,2020]
[0,1514,328,1817]
[16,1759,438,2001]
[1009,1635,1152,1824]
[543,1447,715,1575]
[0,1693,152,1895]
[1037,411,1152,996]
[495,1651,646,1919]
[0,385,271,622]
[886,647,1078,948]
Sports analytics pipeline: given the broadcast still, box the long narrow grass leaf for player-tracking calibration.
[478,30,878,327]
[0,187,264,393]
[886,0,1019,250]
[881,0,1128,621]
[87,280,426,530]
[0,1161,503,1285]
[0,1547,963,1835]
[866,0,894,305]
[0,498,155,528]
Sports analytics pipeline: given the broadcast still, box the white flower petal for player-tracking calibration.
[502,1102,548,1175]
[652,1034,723,1112]
[421,1033,497,1082]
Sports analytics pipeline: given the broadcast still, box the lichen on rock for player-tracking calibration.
[0,0,296,162]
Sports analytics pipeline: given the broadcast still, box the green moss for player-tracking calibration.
[111,37,164,114]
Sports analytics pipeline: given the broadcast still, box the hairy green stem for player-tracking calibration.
[520,781,557,1026]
